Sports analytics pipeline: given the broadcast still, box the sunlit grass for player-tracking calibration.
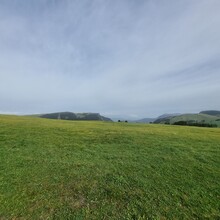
[0,115,219,219]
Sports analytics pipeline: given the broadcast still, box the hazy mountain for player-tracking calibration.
[200,110,220,117]
[36,112,112,122]
[153,111,220,127]
[153,113,181,124]
[131,118,156,123]
[157,113,181,119]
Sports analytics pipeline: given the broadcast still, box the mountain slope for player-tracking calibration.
[200,110,220,117]
[154,113,220,127]
[153,113,181,124]
[38,112,112,121]
[170,114,220,126]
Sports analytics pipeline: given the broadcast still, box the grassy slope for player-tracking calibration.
[0,115,220,219]
[200,110,220,117]
[169,113,220,127]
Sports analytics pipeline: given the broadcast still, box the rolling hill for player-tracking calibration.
[31,112,112,122]
[200,110,220,117]
[153,112,220,127]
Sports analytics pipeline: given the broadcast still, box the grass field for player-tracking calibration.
[0,115,220,219]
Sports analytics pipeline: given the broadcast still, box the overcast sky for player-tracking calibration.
[0,0,220,118]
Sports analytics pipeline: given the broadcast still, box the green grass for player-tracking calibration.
[0,115,220,219]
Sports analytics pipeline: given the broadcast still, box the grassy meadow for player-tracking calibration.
[0,115,220,219]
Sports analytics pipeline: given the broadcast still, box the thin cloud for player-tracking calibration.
[0,0,220,118]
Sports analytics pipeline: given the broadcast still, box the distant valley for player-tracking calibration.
[28,110,220,127]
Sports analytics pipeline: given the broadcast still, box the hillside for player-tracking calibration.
[36,112,112,121]
[170,113,220,127]
[154,112,220,127]
[153,113,181,124]
[200,110,220,117]
[157,113,181,119]
[153,116,173,124]
[0,115,219,219]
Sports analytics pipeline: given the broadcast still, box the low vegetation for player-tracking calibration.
[0,115,220,219]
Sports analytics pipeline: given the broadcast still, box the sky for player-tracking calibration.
[0,0,220,119]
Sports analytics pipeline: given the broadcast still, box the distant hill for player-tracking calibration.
[33,112,112,121]
[170,114,220,127]
[200,110,220,117]
[131,118,156,123]
[153,117,172,124]
[153,113,181,124]
[157,113,181,119]
[154,112,220,127]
